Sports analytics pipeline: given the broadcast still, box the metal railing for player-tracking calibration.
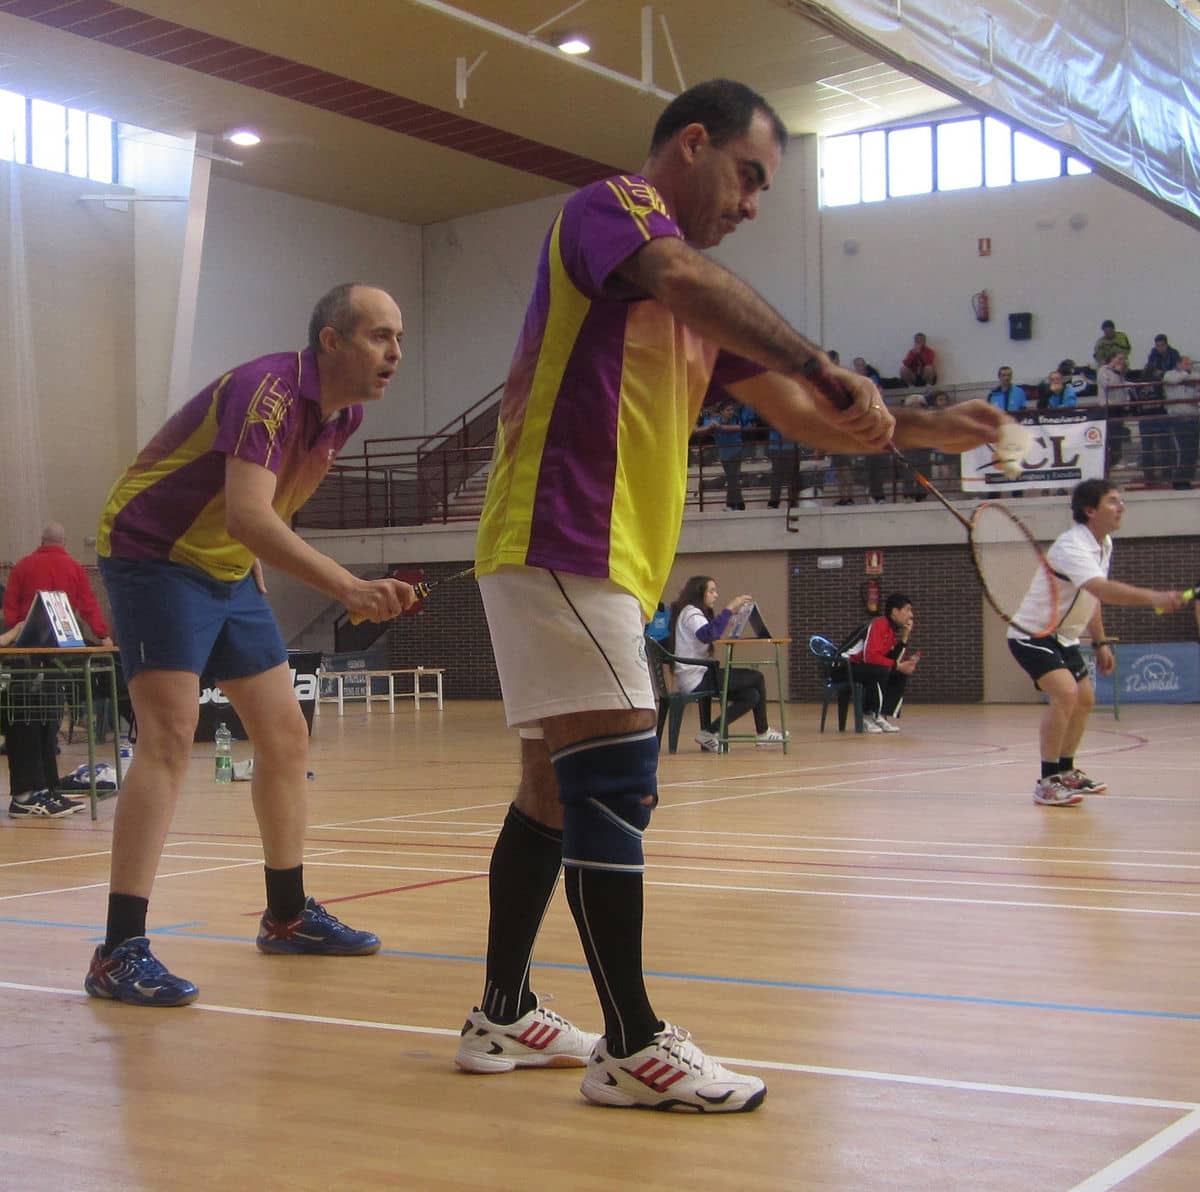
[295,389,1199,531]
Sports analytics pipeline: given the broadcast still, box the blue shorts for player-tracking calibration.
[99,556,287,683]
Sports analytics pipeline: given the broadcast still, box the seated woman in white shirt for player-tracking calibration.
[667,575,786,752]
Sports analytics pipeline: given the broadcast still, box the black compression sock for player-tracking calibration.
[265,864,306,922]
[565,865,661,1058]
[1058,757,1075,772]
[480,804,564,1025]
[103,893,149,955]
[1041,761,1061,780]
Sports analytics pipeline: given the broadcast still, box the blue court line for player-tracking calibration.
[3,919,1197,1022]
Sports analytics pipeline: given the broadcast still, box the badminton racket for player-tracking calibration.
[349,566,475,625]
[887,447,1064,636]
[810,378,1059,634]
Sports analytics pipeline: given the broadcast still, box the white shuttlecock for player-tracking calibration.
[994,423,1032,479]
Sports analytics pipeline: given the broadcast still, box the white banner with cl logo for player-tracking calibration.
[961,410,1108,492]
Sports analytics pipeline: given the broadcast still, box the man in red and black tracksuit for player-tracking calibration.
[847,592,919,732]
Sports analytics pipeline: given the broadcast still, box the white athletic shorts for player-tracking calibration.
[478,566,655,728]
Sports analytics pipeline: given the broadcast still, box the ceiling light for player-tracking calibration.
[555,35,590,55]
[226,129,261,147]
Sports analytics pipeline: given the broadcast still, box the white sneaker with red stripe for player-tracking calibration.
[455,1000,599,1073]
[581,1022,766,1112]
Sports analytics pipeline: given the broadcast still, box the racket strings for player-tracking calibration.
[969,503,1059,636]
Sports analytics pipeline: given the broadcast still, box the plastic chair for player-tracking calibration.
[808,635,865,733]
[645,637,718,754]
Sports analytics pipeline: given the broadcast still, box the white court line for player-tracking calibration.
[68,849,1200,906]
[0,849,114,869]
[311,800,506,829]
[0,859,263,902]
[649,879,1200,917]
[1069,1109,1200,1191]
[1,978,1195,1111]
[161,836,1200,874]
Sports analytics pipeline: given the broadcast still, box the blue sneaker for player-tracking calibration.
[84,937,199,1006]
[256,897,381,955]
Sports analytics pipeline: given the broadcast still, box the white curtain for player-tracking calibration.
[790,0,1200,229]
[0,161,49,564]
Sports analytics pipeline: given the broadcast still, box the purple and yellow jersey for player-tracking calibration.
[475,174,762,618]
[98,349,361,582]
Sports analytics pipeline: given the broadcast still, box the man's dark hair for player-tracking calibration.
[1101,319,1116,331]
[650,79,787,154]
[1071,478,1117,524]
[885,593,911,617]
[308,283,364,354]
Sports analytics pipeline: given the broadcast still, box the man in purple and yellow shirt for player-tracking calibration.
[86,284,416,1008]
[461,80,1009,1111]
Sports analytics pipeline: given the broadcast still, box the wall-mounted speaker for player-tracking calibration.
[1008,312,1033,340]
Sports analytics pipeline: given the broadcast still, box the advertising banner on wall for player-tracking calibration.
[962,410,1108,493]
[1088,642,1200,705]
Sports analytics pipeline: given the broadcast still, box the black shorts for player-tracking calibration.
[1008,635,1089,686]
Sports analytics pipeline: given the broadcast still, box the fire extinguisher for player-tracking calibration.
[971,290,990,323]
[862,579,882,615]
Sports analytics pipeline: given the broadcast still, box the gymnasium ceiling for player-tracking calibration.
[0,0,959,223]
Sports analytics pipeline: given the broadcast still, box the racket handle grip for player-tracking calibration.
[800,357,853,411]
[348,579,433,625]
[1156,586,1197,614]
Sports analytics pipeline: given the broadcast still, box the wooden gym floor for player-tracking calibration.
[2,700,1197,1191]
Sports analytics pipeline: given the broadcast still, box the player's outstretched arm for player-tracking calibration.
[1082,577,1183,612]
[727,371,893,453]
[893,399,1011,453]
[224,457,415,621]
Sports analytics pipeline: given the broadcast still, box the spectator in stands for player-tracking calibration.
[864,383,893,503]
[901,394,932,500]
[1093,319,1131,367]
[853,357,881,384]
[1145,333,1181,381]
[1037,370,1080,410]
[766,427,820,509]
[1133,335,1175,486]
[4,523,112,645]
[928,390,956,481]
[1097,351,1132,468]
[1163,355,1198,490]
[702,395,751,510]
[988,365,1027,412]
[846,592,919,733]
[1058,358,1096,399]
[900,333,937,387]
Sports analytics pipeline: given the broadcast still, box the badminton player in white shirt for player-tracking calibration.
[1007,479,1183,806]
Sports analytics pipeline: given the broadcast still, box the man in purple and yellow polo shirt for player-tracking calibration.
[456,80,1009,1110]
[87,284,416,1007]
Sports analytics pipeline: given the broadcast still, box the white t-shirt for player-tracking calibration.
[672,604,716,693]
[1008,522,1111,646]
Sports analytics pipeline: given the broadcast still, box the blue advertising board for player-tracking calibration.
[1089,642,1200,705]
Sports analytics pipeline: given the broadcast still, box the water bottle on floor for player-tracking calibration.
[214,722,233,784]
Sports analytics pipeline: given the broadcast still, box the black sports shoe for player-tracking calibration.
[9,790,84,818]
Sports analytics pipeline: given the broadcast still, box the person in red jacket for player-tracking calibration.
[3,523,112,644]
[847,592,919,732]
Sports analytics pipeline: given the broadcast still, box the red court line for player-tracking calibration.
[240,872,483,914]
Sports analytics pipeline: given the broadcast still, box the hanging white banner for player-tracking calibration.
[962,410,1108,493]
